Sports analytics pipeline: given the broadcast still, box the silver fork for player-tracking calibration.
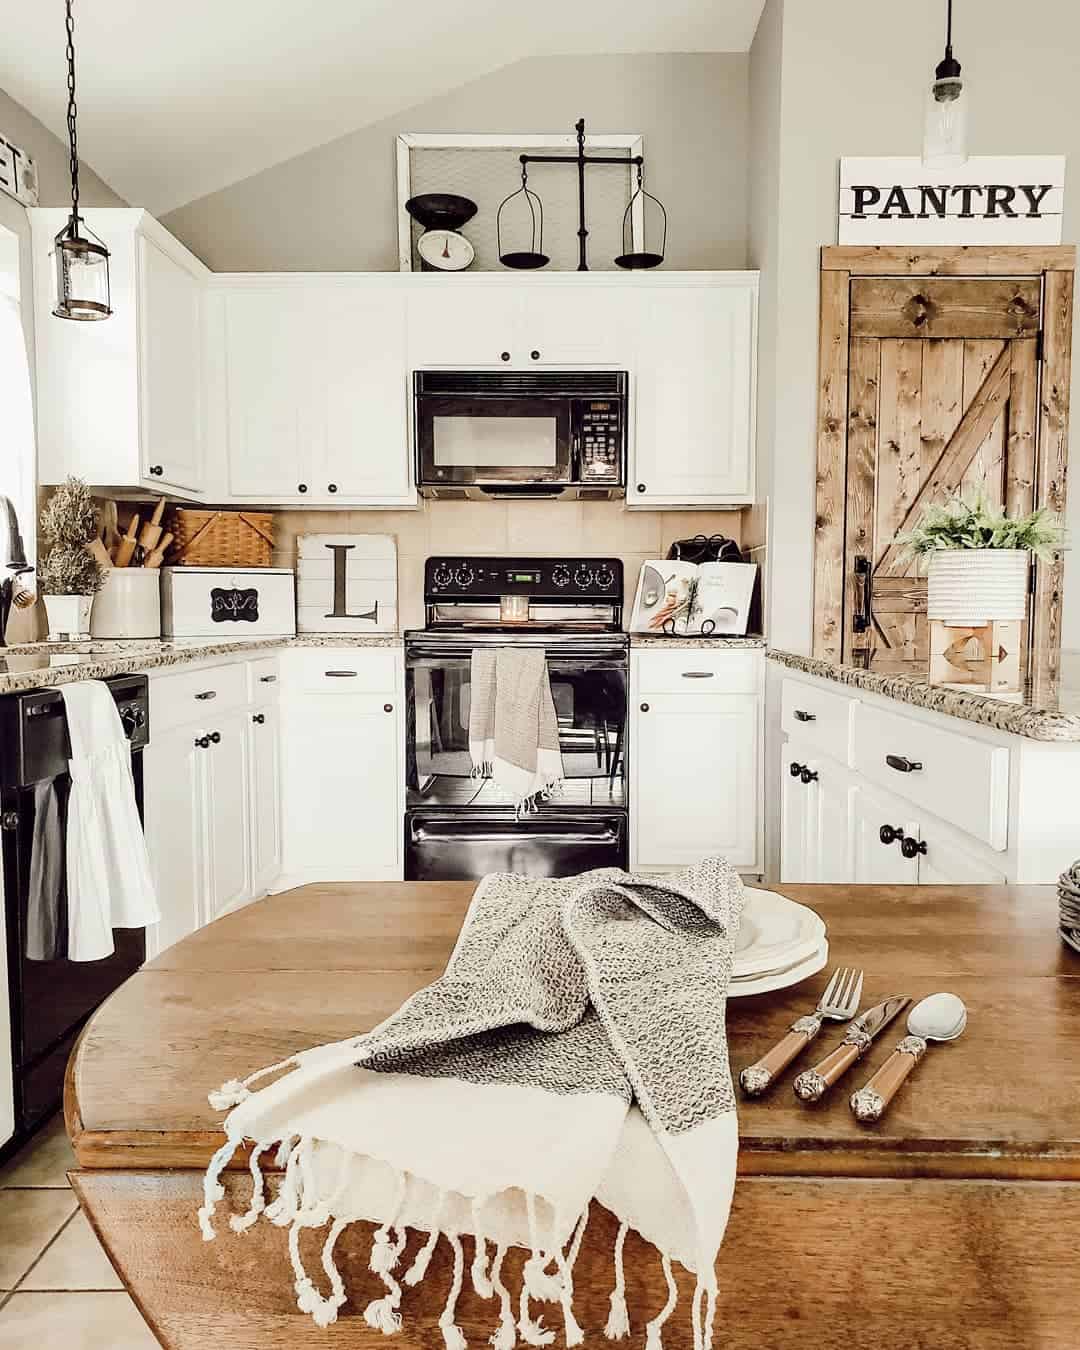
[738,967,864,1097]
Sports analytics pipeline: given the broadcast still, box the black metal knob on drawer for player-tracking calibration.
[901,835,928,859]
[531,350,540,360]
[636,483,646,493]
[384,703,394,713]
[800,767,819,784]
[195,735,210,749]
[209,731,221,744]
[501,351,511,362]
[793,709,816,723]
[328,483,338,493]
[640,703,650,712]
[886,754,923,773]
[298,483,308,493]
[790,761,804,777]
[879,824,904,846]
[252,713,265,724]
[148,464,164,477]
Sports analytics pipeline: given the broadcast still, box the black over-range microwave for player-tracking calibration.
[414,370,628,500]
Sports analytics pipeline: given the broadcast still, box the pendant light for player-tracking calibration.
[923,0,968,168]
[53,0,111,321]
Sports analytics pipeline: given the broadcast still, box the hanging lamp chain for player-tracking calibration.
[64,0,80,227]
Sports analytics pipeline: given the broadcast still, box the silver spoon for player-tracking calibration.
[849,992,967,1123]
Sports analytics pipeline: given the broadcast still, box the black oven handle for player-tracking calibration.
[409,821,622,845]
[406,644,628,663]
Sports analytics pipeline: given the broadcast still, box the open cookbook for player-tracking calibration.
[630,559,758,635]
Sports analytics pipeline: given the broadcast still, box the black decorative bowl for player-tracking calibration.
[405,194,478,231]
[614,251,665,270]
[499,251,550,270]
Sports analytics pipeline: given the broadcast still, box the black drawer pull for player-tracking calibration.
[793,709,816,722]
[800,767,819,784]
[879,824,904,846]
[195,735,210,749]
[901,835,928,859]
[501,351,511,362]
[258,674,277,683]
[640,703,650,712]
[252,713,265,724]
[209,731,221,744]
[886,754,923,774]
[383,703,394,713]
[148,464,164,477]
[325,669,358,678]
[790,761,804,778]
[194,690,217,701]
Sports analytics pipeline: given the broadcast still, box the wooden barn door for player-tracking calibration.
[813,247,1074,684]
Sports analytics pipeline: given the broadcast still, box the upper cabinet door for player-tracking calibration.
[407,286,524,368]
[224,288,309,499]
[315,286,412,502]
[630,280,757,506]
[514,287,632,366]
[137,236,204,492]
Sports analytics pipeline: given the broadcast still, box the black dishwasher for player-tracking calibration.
[0,674,150,1152]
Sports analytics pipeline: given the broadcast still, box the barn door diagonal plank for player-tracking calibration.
[876,344,1013,576]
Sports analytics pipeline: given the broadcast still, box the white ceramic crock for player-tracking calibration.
[90,568,162,639]
[43,592,94,641]
[926,548,1029,624]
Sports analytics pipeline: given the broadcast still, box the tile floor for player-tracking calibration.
[0,1115,158,1347]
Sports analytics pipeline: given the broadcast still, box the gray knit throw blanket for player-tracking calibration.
[201,856,744,1350]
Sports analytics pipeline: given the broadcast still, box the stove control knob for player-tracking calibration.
[454,564,475,589]
[573,565,594,589]
[551,564,571,588]
[594,564,615,590]
[432,563,454,589]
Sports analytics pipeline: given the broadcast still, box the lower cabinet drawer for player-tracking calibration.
[248,656,280,700]
[633,649,761,695]
[852,702,1009,850]
[780,677,855,763]
[150,661,247,733]
[281,647,399,694]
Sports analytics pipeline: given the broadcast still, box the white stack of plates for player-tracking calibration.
[729,888,828,998]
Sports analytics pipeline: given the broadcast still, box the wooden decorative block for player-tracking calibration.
[928,619,1022,692]
[296,534,397,633]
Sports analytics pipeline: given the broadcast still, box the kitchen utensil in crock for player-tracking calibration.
[849,992,967,1123]
[740,966,863,1096]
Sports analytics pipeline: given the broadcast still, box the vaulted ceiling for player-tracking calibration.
[0,0,766,215]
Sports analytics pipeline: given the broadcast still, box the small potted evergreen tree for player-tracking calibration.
[38,477,104,640]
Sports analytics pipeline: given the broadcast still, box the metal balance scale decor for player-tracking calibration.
[497,117,668,271]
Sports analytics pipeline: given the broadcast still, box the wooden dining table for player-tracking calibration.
[66,881,1080,1349]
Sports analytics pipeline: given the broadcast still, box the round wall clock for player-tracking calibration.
[416,228,476,271]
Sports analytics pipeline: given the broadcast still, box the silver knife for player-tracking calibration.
[793,995,911,1103]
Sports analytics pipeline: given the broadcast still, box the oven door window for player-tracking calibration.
[406,656,626,808]
[418,398,572,486]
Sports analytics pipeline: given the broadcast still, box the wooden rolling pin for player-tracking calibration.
[138,497,166,555]
[85,537,113,569]
[142,531,173,569]
[113,513,141,568]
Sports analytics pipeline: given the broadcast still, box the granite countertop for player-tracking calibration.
[769,649,1080,744]
[0,634,402,696]
[630,635,766,649]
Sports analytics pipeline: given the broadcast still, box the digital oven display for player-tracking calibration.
[507,570,541,584]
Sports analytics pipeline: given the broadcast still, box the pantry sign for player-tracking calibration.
[838,156,1065,245]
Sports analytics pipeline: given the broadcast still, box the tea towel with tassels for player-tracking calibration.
[200,856,743,1350]
[468,647,564,815]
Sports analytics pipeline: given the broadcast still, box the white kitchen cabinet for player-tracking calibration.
[203,708,250,922]
[629,278,757,506]
[914,830,1007,885]
[31,208,208,496]
[143,724,204,960]
[780,745,852,884]
[247,699,282,896]
[213,278,413,507]
[850,783,919,885]
[278,650,404,884]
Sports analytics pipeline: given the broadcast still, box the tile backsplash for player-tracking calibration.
[271,501,750,630]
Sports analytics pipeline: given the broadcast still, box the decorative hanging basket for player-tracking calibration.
[926,548,1029,624]
[168,509,274,568]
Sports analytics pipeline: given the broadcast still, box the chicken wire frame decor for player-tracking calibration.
[396,132,645,272]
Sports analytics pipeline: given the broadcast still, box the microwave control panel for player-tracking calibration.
[576,400,623,481]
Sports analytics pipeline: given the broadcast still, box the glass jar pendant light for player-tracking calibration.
[923,0,968,168]
[53,0,111,321]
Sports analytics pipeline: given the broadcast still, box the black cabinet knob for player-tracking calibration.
[636,483,646,494]
[901,835,928,859]
[252,713,265,724]
[298,483,308,493]
[501,351,511,362]
[531,350,540,360]
[148,464,164,477]
[790,761,803,777]
[209,731,221,744]
[383,703,394,713]
[328,483,338,493]
[640,703,650,712]
[793,709,817,723]
[879,824,904,846]
[195,735,210,749]
[886,754,923,773]
[800,767,819,784]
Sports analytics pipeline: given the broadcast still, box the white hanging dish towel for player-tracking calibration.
[59,681,160,961]
[468,647,564,814]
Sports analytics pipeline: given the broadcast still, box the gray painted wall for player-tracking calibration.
[163,53,749,272]
[750,0,1080,655]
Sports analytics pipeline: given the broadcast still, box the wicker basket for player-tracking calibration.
[168,509,274,568]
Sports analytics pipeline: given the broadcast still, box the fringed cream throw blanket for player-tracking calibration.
[468,647,564,814]
[200,856,744,1349]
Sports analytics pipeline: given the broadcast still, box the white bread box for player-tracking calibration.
[160,567,296,638]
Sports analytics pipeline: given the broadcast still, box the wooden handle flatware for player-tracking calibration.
[739,1015,824,1096]
[793,1040,864,1101]
[850,1036,928,1122]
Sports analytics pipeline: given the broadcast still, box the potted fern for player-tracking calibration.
[38,477,105,639]
[898,495,1064,625]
